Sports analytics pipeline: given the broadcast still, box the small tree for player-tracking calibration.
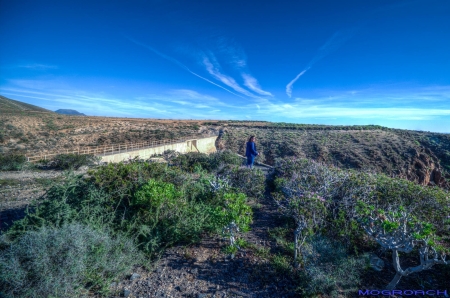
[274,190,328,266]
[212,192,252,251]
[357,202,449,290]
[273,159,345,266]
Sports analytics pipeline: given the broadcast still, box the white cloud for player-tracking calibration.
[18,63,58,70]
[242,74,272,96]
[202,55,260,98]
[286,68,309,98]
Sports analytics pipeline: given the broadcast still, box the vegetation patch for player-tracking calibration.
[0,153,27,171]
[0,224,143,297]
[38,153,99,170]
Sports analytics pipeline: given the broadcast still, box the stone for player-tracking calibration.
[122,288,131,297]
[78,165,89,171]
[130,273,141,280]
[369,254,384,271]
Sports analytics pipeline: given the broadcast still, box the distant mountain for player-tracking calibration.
[55,109,86,116]
[0,95,53,113]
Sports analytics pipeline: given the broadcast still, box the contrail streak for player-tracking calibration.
[125,36,245,99]
[286,29,355,98]
[286,68,309,98]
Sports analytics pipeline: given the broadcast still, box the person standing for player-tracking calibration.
[245,135,259,169]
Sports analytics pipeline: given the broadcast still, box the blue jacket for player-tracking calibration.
[246,142,258,157]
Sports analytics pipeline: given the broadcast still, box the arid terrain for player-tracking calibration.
[1,95,450,297]
[2,95,449,188]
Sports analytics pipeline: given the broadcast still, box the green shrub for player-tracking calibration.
[171,152,211,172]
[0,153,27,171]
[8,163,251,256]
[45,153,98,170]
[211,192,253,232]
[170,150,243,173]
[209,150,243,168]
[132,179,212,253]
[6,175,116,239]
[218,165,266,199]
[299,236,367,297]
[0,224,143,298]
[89,160,187,201]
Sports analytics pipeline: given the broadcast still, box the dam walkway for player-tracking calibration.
[25,135,218,163]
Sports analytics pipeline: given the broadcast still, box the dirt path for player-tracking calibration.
[111,175,298,298]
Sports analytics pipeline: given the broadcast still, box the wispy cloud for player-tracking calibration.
[183,36,272,99]
[242,74,272,96]
[18,63,58,70]
[286,69,309,98]
[125,36,245,99]
[0,78,246,119]
[286,29,356,98]
[261,85,450,122]
[202,55,259,98]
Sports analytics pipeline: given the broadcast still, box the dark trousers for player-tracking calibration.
[246,155,255,168]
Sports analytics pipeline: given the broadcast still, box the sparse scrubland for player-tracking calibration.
[1,150,449,297]
[1,98,450,297]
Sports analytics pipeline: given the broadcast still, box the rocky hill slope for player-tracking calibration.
[0,95,53,113]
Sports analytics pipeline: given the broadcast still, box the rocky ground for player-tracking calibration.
[108,195,298,298]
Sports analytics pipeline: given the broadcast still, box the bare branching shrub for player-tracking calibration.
[0,224,143,298]
[273,158,347,265]
[208,176,230,193]
[274,157,450,251]
[357,203,450,290]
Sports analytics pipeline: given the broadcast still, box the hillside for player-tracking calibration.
[55,109,86,116]
[219,122,450,188]
[0,97,449,188]
[0,95,53,113]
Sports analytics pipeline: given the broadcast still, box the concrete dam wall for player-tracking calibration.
[99,136,217,163]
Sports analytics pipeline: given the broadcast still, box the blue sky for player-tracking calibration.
[1,0,450,132]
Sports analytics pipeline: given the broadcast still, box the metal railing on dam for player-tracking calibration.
[25,135,218,163]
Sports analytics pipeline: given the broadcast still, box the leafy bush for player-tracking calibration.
[171,152,211,172]
[300,236,367,297]
[43,153,98,170]
[0,153,27,171]
[9,161,253,256]
[0,224,143,298]
[131,178,218,253]
[89,160,188,201]
[218,165,266,199]
[6,175,117,239]
[211,192,253,232]
[209,150,243,168]
[170,150,243,173]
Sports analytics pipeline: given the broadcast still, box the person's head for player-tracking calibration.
[248,135,256,142]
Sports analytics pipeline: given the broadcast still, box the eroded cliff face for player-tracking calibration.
[404,148,448,188]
